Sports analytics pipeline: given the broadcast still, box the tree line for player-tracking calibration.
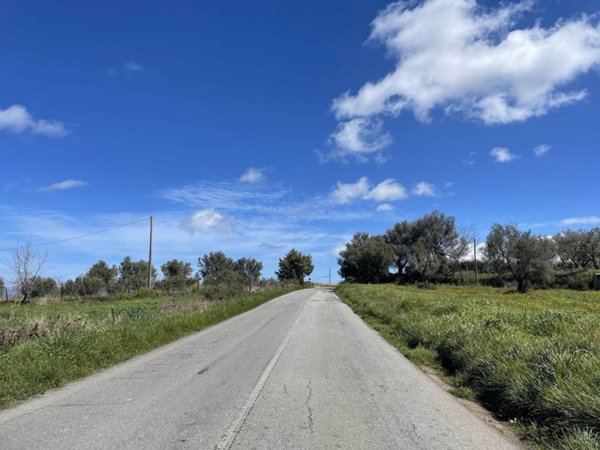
[338,211,600,293]
[2,244,314,303]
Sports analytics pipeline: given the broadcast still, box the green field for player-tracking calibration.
[336,284,600,450]
[0,287,298,410]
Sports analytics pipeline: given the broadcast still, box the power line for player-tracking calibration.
[0,217,149,252]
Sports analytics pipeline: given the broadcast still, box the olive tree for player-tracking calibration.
[485,224,555,293]
[384,221,413,278]
[87,260,118,295]
[338,233,393,283]
[161,259,193,293]
[198,252,244,300]
[118,257,156,294]
[234,257,263,292]
[408,212,469,282]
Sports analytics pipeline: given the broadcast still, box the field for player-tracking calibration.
[336,284,600,450]
[0,287,298,410]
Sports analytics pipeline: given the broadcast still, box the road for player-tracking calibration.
[0,288,520,449]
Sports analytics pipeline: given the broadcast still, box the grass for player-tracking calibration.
[0,287,298,410]
[336,283,600,450]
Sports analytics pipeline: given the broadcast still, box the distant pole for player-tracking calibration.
[147,216,153,289]
[473,238,479,286]
[4,287,8,302]
[328,267,331,285]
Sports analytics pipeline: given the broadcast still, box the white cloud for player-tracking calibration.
[376,203,394,212]
[0,105,68,138]
[330,245,346,257]
[332,0,600,127]
[533,144,551,156]
[463,152,476,165]
[560,216,600,226]
[40,179,88,192]
[331,177,370,204]
[331,177,410,204]
[123,61,144,72]
[239,167,265,184]
[412,181,436,197]
[364,179,409,202]
[328,117,392,160]
[490,147,517,163]
[184,209,234,234]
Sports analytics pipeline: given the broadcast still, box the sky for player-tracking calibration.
[1,0,600,283]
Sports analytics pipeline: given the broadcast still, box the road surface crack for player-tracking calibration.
[305,378,314,434]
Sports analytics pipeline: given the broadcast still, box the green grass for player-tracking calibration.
[0,287,298,410]
[336,283,600,450]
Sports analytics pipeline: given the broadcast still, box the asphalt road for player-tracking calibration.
[0,288,520,449]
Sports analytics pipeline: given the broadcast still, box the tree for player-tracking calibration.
[408,212,468,282]
[275,249,314,284]
[30,277,58,298]
[198,252,244,300]
[583,228,600,269]
[8,243,47,304]
[338,233,393,283]
[384,221,414,278]
[118,257,156,294]
[161,259,193,293]
[87,260,118,295]
[233,257,263,292]
[485,224,555,293]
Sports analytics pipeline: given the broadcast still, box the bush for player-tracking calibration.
[554,272,593,291]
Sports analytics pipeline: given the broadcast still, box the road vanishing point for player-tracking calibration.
[0,288,520,449]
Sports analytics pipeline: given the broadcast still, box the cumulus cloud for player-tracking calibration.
[560,216,600,226]
[0,105,68,138]
[40,179,88,192]
[533,144,551,156]
[412,181,436,197]
[332,0,600,128]
[331,177,371,204]
[364,179,409,202]
[490,147,518,163]
[327,117,392,161]
[184,209,234,234]
[239,167,266,184]
[376,203,394,212]
[331,177,410,204]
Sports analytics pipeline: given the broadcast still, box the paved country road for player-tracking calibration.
[0,289,520,449]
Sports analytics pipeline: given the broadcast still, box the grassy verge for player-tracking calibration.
[336,284,600,450]
[0,287,298,410]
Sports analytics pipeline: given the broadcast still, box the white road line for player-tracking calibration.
[215,297,308,450]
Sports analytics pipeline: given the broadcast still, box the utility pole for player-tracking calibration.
[328,267,331,285]
[473,237,479,286]
[147,216,153,289]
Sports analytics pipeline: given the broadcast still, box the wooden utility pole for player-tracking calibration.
[473,238,479,286]
[147,216,153,289]
[328,267,331,285]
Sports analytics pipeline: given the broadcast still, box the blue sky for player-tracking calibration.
[1,0,599,283]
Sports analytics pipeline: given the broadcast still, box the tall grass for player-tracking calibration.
[0,287,297,410]
[336,284,600,450]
